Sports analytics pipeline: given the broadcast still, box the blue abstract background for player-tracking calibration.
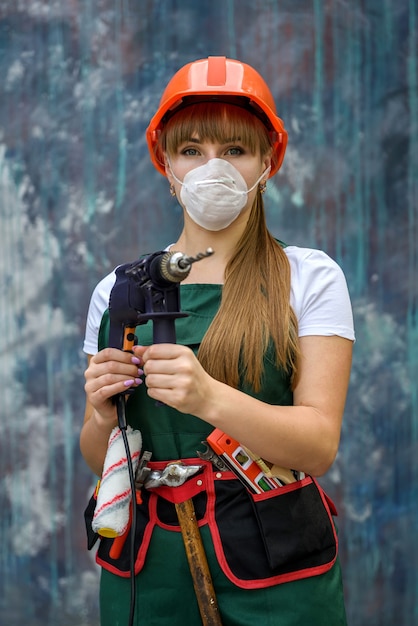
[0,1,417,625]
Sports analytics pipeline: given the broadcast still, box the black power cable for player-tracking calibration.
[115,394,137,626]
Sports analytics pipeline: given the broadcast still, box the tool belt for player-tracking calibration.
[85,458,338,589]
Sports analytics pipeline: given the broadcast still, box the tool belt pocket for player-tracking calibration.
[211,474,338,588]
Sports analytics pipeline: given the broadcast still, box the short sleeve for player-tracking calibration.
[285,246,355,341]
[83,270,117,355]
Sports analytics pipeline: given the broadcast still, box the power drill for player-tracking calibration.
[108,248,214,352]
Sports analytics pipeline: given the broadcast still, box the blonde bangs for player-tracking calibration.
[161,102,271,157]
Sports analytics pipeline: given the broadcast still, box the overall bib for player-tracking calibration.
[93,283,347,626]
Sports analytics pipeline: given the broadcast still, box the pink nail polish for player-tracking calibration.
[124,379,134,387]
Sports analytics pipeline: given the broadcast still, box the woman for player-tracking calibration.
[81,56,354,625]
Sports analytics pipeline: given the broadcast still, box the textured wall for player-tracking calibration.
[0,1,417,625]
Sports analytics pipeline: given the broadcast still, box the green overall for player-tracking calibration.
[97,284,347,626]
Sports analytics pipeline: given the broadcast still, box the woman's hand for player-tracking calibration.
[133,344,216,416]
[84,347,144,425]
[81,349,143,475]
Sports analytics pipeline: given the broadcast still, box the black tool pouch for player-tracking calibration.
[248,477,337,576]
[210,473,338,588]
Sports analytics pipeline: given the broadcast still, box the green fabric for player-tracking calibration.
[101,526,347,626]
[98,283,347,625]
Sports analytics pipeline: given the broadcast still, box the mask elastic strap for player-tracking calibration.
[247,165,271,193]
[166,159,183,186]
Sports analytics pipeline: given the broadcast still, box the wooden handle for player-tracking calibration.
[175,499,223,626]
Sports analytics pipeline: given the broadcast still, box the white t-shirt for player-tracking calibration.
[82,245,355,355]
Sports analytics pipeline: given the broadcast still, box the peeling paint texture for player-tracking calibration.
[0,2,417,625]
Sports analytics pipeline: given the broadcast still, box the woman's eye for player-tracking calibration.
[182,147,200,156]
[226,146,243,156]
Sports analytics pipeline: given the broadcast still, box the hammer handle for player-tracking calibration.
[175,499,223,625]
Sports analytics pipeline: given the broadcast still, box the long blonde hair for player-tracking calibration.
[161,102,300,391]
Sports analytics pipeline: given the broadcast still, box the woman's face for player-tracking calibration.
[161,102,272,217]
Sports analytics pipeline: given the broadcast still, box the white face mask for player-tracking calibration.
[169,158,271,231]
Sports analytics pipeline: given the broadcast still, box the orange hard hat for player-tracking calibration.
[146,56,288,177]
